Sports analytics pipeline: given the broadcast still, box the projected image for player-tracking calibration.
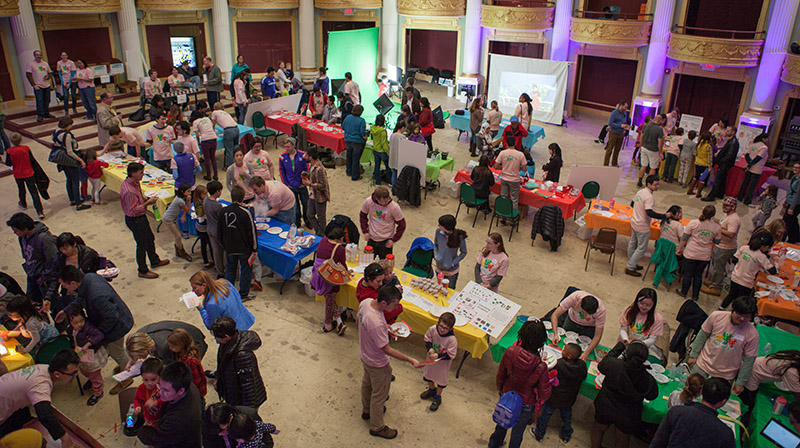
[170,37,196,68]
[497,72,558,115]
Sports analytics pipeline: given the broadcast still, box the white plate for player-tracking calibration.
[144,190,172,199]
[557,328,566,336]
[578,335,592,344]
[279,231,289,239]
[776,381,790,391]
[429,305,446,317]
[767,275,785,284]
[454,315,468,327]
[389,322,411,338]
[595,374,605,388]
[255,223,269,230]
[564,337,578,345]
[267,227,282,235]
[648,364,666,374]
[782,290,798,301]
[543,321,552,329]
[652,372,669,384]
[565,331,579,339]
[579,342,589,351]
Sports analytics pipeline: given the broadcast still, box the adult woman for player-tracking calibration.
[308,87,327,120]
[148,95,166,122]
[190,270,255,330]
[110,332,157,394]
[738,133,770,206]
[542,143,563,183]
[276,61,290,93]
[664,107,680,135]
[686,131,714,197]
[74,59,96,121]
[618,288,664,362]
[314,67,329,95]
[470,155,495,212]
[489,319,551,448]
[242,140,274,181]
[743,350,800,406]
[659,205,684,247]
[167,67,185,91]
[233,71,249,125]
[677,205,721,300]
[591,341,658,448]
[720,231,776,309]
[514,93,533,132]
[311,226,347,335]
[784,163,800,243]
[225,148,255,203]
[468,98,484,157]
[230,55,250,88]
[45,232,100,313]
[419,97,435,152]
[203,402,262,448]
[475,122,494,158]
[475,233,508,292]
[434,214,467,289]
[303,147,330,236]
[52,117,90,211]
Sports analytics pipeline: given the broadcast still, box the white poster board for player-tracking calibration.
[737,122,767,156]
[243,93,303,127]
[396,139,427,187]
[679,114,704,136]
[90,65,108,77]
[447,281,521,338]
[487,54,569,125]
[108,63,125,76]
[565,165,623,202]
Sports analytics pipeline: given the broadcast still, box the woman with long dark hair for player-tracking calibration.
[618,288,664,361]
[433,214,468,288]
[470,155,495,212]
[677,205,721,300]
[720,231,776,309]
[743,350,800,406]
[419,97,435,152]
[514,93,533,130]
[542,143,563,182]
[468,98,484,157]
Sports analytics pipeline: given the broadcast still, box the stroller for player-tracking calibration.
[668,299,708,364]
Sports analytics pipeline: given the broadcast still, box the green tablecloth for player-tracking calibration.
[426,156,455,182]
[746,383,795,448]
[757,324,799,352]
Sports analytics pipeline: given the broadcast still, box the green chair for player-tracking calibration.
[455,183,488,228]
[251,111,278,148]
[575,181,601,220]
[488,196,520,241]
[402,248,434,278]
[34,335,83,395]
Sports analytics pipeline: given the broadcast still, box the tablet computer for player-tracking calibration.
[762,418,800,448]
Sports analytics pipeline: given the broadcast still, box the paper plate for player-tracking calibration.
[578,335,592,344]
[454,315,468,327]
[267,227,282,235]
[652,372,669,384]
[595,374,605,388]
[565,331,579,339]
[543,321,552,329]
[279,231,289,239]
[648,363,666,374]
[255,223,270,231]
[429,305,446,317]
[776,381,790,391]
[389,322,411,338]
[557,328,566,336]
[782,290,798,301]
[145,190,171,199]
[96,267,120,278]
[767,275,785,284]
[564,337,578,345]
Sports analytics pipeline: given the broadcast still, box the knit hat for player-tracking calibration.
[510,116,519,123]
[285,136,297,146]
[723,196,737,207]
[173,141,185,153]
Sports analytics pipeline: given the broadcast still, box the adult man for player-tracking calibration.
[360,186,406,260]
[103,125,146,158]
[146,112,176,172]
[702,126,739,202]
[602,100,631,167]
[204,180,226,277]
[219,185,257,300]
[358,283,420,439]
[143,69,163,101]
[26,50,54,122]
[248,176,296,225]
[636,115,664,187]
[702,196,740,296]
[55,266,133,372]
[401,87,420,116]
[687,296,759,393]
[120,163,170,278]
[6,212,58,306]
[738,133,770,206]
[260,67,277,99]
[210,103,239,169]
[498,116,528,150]
[650,378,735,447]
[56,52,77,117]
[343,104,368,181]
[548,288,605,361]
[404,77,421,100]
[0,350,80,446]
[494,137,527,211]
[626,175,669,277]
[137,362,203,448]
[203,56,223,107]
[278,137,310,228]
[344,71,360,105]
[337,91,354,121]
[211,317,267,411]
[96,93,121,147]
[178,60,201,89]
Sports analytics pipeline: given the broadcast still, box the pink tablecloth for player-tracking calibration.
[725,157,777,199]
[263,110,346,153]
[454,168,586,220]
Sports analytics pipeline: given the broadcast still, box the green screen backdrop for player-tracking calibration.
[325,27,380,122]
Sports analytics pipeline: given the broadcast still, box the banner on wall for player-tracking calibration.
[487,55,569,125]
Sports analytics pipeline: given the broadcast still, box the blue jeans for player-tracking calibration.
[34,87,50,119]
[391,168,398,185]
[62,165,82,205]
[272,206,296,225]
[152,159,170,172]
[225,253,252,297]
[534,403,573,441]
[488,404,533,448]
[79,86,97,119]
[373,151,390,185]
[236,102,248,125]
[62,82,78,114]
[345,141,365,181]
[223,126,240,168]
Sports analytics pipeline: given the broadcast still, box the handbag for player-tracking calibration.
[316,243,351,285]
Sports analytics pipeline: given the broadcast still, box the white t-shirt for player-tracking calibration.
[0,365,53,423]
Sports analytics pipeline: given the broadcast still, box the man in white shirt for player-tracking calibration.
[626,175,671,277]
[344,72,360,105]
[25,50,54,122]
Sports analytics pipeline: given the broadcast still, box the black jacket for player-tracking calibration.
[65,273,134,344]
[217,330,267,409]
[45,243,100,302]
[218,203,257,255]
[547,357,588,409]
[595,342,659,430]
[531,205,565,248]
[137,383,203,448]
[18,221,58,282]
[202,405,261,448]
[137,320,208,362]
[470,168,495,199]
[650,401,735,448]
[669,299,708,359]
[392,165,421,206]
[543,155,562,183]
[715,137,739,168]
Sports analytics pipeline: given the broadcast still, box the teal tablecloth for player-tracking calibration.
[448,110,545,148]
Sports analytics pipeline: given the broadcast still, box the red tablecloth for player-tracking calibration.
[454,168,586,220]
[725,158,777,198]
[263,110,346,154]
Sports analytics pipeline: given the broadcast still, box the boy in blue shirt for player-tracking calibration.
[260,67,277,98]
[342,104,367,181]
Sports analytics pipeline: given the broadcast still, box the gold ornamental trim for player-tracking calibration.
[398,0,464,17]
[570,17,651,46]
[0,0,19,16]
[231,0,298,8]
[136,0,211,10]
[315,0,381,9]
[32,0,117,13]
[667,33,763,67]
[481,5,553,30]
[782,53,800,86]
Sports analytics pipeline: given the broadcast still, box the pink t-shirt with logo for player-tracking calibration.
[56,59,75,86]
[494,149,526,183]
[0,365,53,423]
[361,197,404,241]
[476,251,509,286]
[244,150,273,181]
[660,220,684,247]
[74,68,94,89]
[697,311,759,380]
[358,298,390,368]
[267,180,295,211]
[717,212,741,250]
[559,290,606,327]
[631,188,655,234]
[682,219,721,261]
[730,245,774,288]
[119,127,146,146]
[212,110,237,129]
[26,60,52,89]
[146,124,176,161]
[177,135,200,156]
[745,356,800,392]
[618,306,664,338]
[193,117,217,142]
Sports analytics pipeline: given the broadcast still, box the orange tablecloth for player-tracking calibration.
[755,242,800,322]
[263,110,346,153]
[584,199,690,240]
[453,168,586,220]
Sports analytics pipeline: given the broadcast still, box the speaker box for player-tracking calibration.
[432,106,445,128]
[373,94,394,116]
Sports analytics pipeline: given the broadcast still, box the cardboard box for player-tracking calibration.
[117,81,138,94]
[416,73,433,83]
[96,83,117,97]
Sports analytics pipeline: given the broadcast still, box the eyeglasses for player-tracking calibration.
[59,369,79,377]
[437,323,451,332]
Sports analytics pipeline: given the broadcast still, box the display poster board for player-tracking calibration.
[566,165,622,202]
[679,114,704,137]
[396,139,427,187]
[243,93,303,127]
[108,63,125,76]
[737,122,767,156]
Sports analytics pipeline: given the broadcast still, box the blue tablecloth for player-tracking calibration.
[256,220,320,279]
[448,110,546,148]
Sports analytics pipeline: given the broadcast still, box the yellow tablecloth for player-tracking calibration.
[100,157,175,219]
[1,325,35,372]
[316,266,490,358]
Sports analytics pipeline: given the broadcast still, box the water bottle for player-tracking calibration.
[126,404,135,427]
[289,223,297,240]
[762,342,772,356]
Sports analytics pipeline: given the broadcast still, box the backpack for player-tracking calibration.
[48,130,80,167]
[129,107,147,122]
[492,390,523,429]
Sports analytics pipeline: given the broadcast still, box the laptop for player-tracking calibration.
[762,418,800,448]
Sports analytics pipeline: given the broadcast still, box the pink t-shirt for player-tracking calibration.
[244,150,273,181]
[177,135,200,156]
[266,180,295,211]
[730,245,773,288]
[423,324,458,386]
[746,142,769,174]
[146,124,176,161]
[361,197,405,241]
[56,59,75,86]
[487,110,503,131]
[26,60,52,89]
[660,220,684,247]
[233,78,247,105]
[476,251,509,289]
[168,74,184,88]
[665,135,682,156]
[357,298,390,367]
[697,311,759,380]
[74,68,94,89]
[212,110,237,129]
[717,212,741,250]
[559,289,606,327]
[631,188,655,234]
[193,117,217,142]
[119,127,146,146]
[231,163,255,200]
[618,306,664,338]
[0,365,53,423]
[494,149,526,183]
[143,78,162,99]
[682,219,722,261]
[745,357,800,392]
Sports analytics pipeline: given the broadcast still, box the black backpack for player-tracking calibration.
[325,215,360,246]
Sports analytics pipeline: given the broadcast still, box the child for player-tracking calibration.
[631,117,650,167]
[408,122,425,144]
[752,185,778,229]
[162,183,193,262]
[532,343,588,443]
[487,101,502,138]
[84,148,108,205]
[166,328,206,399]
[686,131,714,197]
[678,130,697,186]
[662,127,683,183]
[420,312,458,411]
[1,295,58,353]
[229,413,278,448]
[134,357,164,426]
[720,231,777,309]
[146,111,176,172]
[193,185,214,270]
[356,263,404,324]
[67,307,108,405]
[322,95,340,124]
[5,133,45,218]
[370,115,391,185]
[170,141,201,187]
[667,373,704,408]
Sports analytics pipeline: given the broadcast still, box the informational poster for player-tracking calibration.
[738,121,767,156]
[108,63,125,76]
[678,114,704,136]
[447,281,521,338]
[396,139,427,187]
[90,65,108,77]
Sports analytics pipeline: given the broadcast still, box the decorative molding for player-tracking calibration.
[403,15,459,30]
[480,5,553,30]
[398,0,464,17]
[0,0,19,16]
[231,0,297,8]
[782,53,800,86]
[315,0,380,9]
[233,8,293,21]
[32,0,117,13]
[39,13,111,29]
[569,17,651,47]
[140,10,206,25]
[485,28,546,43]
[667,33,763,67]
[136,0,211,11]
[319,8,377,19]
[576,42,640,60]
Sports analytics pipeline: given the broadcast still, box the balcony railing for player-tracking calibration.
[573,10,653,21]
[667,26,765,67]
[673,25,765,40]
[569,10,652,46]
[481,3,555,30]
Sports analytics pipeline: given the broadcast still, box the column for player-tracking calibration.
[298,0,316,82]
[118,0,145,82]
[639,0,677,99]
[381,0,398,73]
[461,0,481,76]
[10,0,38,98]
[550,0,571,61]
[213,0,233,82]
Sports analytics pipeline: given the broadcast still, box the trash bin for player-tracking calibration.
[448,180,460,199]
[576,216,592,240]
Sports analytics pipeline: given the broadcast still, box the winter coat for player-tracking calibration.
[669,300,708,359]
[325,214,360,245]
[17,222,58,282]
[495,345,551,406]
[291,122,308,152]
[594,342,659,430]
[137,383,203,448]
[45,243,100,302]
[64,273,133,344]
[392,165,421,206]
[650,238,679,287]
[547,357,588,409]
[531,205,565,248]
[216,330,267,409]
[650,401,735,448]
[714,137,739,168]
